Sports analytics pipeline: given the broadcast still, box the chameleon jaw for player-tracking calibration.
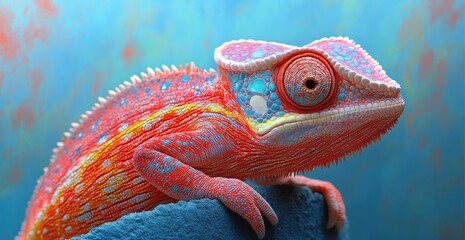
[253,96,405,136]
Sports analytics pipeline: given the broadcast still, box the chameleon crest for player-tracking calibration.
[19,37,404,239]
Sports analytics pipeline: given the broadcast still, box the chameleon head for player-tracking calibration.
[215,37,404,170]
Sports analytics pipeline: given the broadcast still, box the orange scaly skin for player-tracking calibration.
[19,37,404,239]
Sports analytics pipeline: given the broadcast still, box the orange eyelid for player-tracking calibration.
[272,49,340,113]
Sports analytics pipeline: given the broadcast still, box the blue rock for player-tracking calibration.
[74,185,349,240]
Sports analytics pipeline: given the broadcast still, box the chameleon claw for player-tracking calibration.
[253,192,278,226]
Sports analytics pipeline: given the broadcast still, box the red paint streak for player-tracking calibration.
[24,22,41,48]
[8,163,21,184]
[440,104,447,115]
[39,97,45,116]
[1,148,12,160]
[92,71,102,95]
[449,4,465,28]
[417,134,428,150]
[405,114,416,136]
[11,102,35,130]
[33,0,58,18]
[429,0,464,28]
[397,7,423,47]
[24,21,52,49]
[433,59,446,102]
[429,0,454,23]
[30,67,45,98]
[0,7,20,60]
[436,59,446,72]
[431,148,441,171]
[0,70,4,90]
[22,54,29,64]
[122,42,135,65]
[419,44,433,77]
[23,6,30,15]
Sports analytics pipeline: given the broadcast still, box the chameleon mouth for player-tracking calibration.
[254,96,405,136]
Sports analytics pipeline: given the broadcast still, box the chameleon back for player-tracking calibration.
[19,64,231,239]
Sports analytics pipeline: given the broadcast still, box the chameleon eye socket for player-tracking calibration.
[274,50,339,113]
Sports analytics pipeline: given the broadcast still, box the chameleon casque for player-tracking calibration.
[18,37,404,239]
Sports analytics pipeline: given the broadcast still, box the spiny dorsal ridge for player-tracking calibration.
[50,62,209,167]
[171,64,178,71]
[147,67,155,76]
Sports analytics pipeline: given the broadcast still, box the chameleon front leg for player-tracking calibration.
[253,175,346,229]
[132,128,278,239]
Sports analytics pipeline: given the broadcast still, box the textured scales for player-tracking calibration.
[18,37,404,239]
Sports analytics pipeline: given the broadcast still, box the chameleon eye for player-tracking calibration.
[274,50,339,113]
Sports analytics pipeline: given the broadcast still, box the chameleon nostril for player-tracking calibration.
[305,79,317,90]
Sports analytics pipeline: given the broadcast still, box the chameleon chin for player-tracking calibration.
[19,37,404,240]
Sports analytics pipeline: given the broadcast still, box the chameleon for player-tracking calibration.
[18,37,404,239]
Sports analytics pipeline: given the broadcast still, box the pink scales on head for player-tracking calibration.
[218,40,292,63]
[306,37,400,89]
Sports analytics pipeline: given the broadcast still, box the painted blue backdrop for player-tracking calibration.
[0,0,464,239]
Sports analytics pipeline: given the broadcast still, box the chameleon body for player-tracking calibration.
[18,37,404,239]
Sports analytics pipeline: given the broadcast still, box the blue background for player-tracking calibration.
[0,0,463,239]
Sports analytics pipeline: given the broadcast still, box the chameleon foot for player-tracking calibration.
[280,176,346,229]
[209,177,278,239]
[253,175,345,229]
